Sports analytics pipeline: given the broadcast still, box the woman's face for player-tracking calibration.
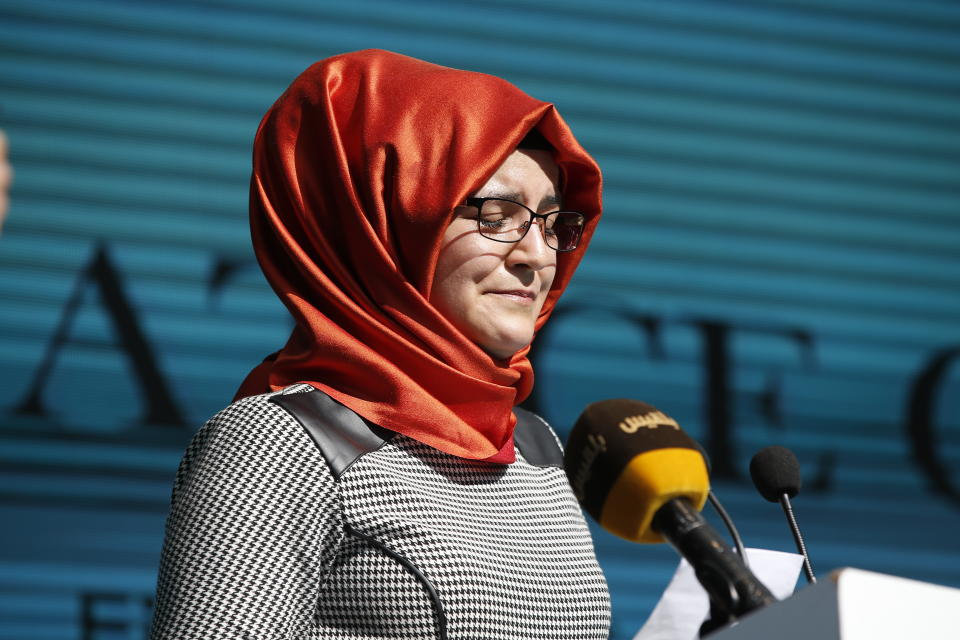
[431,148,560,359]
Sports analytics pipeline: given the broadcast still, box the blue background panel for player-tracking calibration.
[1,1,958,638]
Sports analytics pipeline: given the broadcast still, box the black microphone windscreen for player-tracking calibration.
[749,445,801,502]
[564,399,709,543]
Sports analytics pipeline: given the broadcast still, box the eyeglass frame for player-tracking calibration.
[463,197,586,252]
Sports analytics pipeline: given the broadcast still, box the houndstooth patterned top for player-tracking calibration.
[150,384,611,639]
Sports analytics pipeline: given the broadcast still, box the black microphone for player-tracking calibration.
[565,399,776,626]
[749,445,817,584]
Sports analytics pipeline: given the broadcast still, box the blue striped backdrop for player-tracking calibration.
[1,1,958,638]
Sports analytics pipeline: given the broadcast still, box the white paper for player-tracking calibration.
[633,548,804,640]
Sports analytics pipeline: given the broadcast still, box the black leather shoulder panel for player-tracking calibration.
[269,389,394,479]
[513,408,564,468]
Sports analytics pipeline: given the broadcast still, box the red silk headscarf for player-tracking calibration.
[235,49,602,463]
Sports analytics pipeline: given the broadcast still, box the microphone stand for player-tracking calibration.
[779,493,816,584]
[651,498,776,637]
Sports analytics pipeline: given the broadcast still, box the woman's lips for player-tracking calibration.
[487,289,537,304]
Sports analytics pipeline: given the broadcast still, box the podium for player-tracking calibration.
[708,568,960,639]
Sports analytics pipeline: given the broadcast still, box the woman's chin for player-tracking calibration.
[478,332,534,361]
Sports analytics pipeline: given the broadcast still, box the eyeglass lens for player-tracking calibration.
[477,199,584,251]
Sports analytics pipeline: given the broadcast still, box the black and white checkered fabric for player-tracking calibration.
[150,384,611,639]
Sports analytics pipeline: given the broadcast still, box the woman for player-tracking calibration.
[150,49,609,639]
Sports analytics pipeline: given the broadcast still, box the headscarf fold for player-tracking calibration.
[236,49,602,462]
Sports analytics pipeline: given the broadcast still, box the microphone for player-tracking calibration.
[565,399,776,624]
[749,445,817,583]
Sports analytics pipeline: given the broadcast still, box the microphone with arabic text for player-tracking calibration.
[564,399,776,623]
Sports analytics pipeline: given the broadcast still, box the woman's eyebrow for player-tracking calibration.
[477,191,562,208]
[476,189,523,201]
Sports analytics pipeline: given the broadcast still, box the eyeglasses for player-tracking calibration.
[464,197,586,252]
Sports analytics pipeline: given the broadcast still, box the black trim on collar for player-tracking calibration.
[271,388,561,473]
[513,407,564,468]
[269,389,394,479]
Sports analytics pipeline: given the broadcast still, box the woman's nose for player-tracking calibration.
[506,218,554,270]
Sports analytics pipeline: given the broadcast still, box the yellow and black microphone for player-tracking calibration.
[565,399,775,626]
[564,398,710,543]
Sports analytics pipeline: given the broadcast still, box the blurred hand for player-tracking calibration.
[0,129,10,233]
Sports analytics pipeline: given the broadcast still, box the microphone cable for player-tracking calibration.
[695,444,749,567]
[708,491,749,568]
